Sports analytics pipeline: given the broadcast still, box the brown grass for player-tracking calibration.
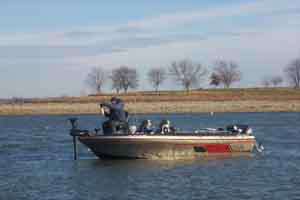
[1,88,300,115]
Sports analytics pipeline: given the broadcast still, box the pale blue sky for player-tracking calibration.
[0,0,300,98]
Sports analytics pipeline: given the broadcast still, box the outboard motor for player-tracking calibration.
[226,124,253,135]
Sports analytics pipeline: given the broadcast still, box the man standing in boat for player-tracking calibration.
[100,97,128,135]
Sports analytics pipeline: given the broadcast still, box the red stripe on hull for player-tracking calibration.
[202,144,231,153]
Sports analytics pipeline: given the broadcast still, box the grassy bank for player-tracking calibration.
[1,88,300,116]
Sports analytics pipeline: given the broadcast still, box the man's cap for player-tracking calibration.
[111,97,118,102]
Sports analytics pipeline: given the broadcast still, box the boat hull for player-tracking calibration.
[79,135,256,160]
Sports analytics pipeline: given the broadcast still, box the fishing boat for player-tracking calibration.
[68,118,261,160]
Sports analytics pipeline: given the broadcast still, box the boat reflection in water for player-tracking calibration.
[69,118,260,160]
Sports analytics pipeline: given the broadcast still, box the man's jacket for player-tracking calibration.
[103,100,127,122]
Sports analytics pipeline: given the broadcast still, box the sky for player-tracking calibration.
[0,0,300,98]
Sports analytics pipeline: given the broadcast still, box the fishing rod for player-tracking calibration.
[133,92,138,125]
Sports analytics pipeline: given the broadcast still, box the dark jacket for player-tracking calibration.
[102,100,127,122]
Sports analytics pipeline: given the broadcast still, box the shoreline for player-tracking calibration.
[1,88,300,116]
[1,100,300,116]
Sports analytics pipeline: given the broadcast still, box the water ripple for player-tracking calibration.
[0,113,300,200]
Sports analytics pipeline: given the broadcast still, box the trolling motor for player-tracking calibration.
[69,118,89,136]
[68,118,89,160]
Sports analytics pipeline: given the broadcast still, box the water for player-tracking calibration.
[0,113,300,200]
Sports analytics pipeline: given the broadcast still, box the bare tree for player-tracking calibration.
[169,59,207,92]
[270,76,283,87]
[147,67,166,92]
[111,66,139,93]
[261,76,271,88]
[261,75,283,87]
[209,72,221,88]
[284,58,300,88]
[85,67,106,94]
[111,73,122,94]
[213,60,241,88]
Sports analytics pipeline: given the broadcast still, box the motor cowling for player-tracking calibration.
[226,124,252,135]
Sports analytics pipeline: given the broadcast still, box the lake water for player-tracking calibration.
[0,113,300,200]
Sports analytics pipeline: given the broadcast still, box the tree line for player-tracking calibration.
[86,56,300,94]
